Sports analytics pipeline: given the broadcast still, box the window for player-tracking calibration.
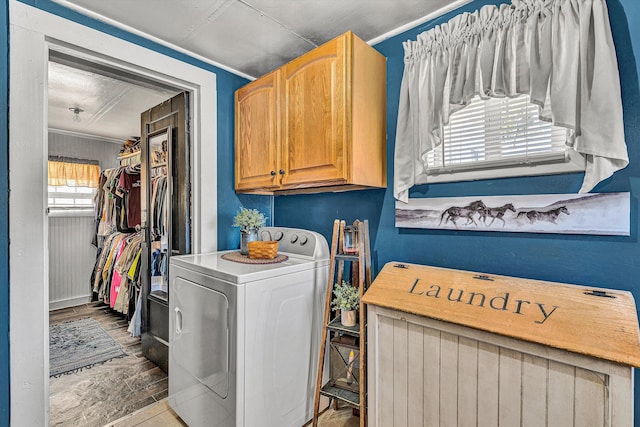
[47,158,100,214]
[425,94,584,182]
[48,184,96,210]
[394,0,624,203]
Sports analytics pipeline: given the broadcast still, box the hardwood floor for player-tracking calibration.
[49,302,170,427]
[107,399,186,427]
[108,398,359,427]
[49,302,359,427]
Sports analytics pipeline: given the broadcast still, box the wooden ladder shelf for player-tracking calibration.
[312,219,371,427]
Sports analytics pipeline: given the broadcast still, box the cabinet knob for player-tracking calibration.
[270,170,276,176]
[279,169,285,175]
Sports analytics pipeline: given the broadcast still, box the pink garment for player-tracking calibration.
[109,239,127,308]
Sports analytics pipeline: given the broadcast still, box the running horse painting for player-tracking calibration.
[439,200,487,227]
[396,193,629,236]
[517,206,570,224]
[485,203,516,227]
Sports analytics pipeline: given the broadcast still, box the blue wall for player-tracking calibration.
[1,0,8,423]
[0,0,268,421]
[13,1,269,252]
[276,0,640,304]
[275,0,640,420]
[1,0,639,423]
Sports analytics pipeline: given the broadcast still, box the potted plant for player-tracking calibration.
[331,280,360,327]
[233,207,267,255]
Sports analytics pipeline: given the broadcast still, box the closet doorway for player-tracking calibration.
[10,6,219,425]
[47,54,188,425]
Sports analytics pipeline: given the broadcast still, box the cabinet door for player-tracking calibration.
[280,35,347,187]
[235,70,280,191]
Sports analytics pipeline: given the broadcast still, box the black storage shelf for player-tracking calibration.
[320,382,360,408]
[327,317,360,337]
[335,253,360,262]
[312,219,371,427]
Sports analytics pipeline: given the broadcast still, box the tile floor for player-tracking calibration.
[50,302,360,427]
[106,399,186,427]
[49,302,169,427]
[107,398,360,427]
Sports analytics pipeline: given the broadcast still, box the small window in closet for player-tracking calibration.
[47,157,100,214]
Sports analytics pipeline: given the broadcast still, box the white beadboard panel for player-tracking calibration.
[521,354,549,427]
[48,130,122,169]
[439,332,458,427]
[423,325,441,426]
[48,216,96,309]
[574,368,607,427]
[547,361,576,427]
[406,322,424,427]
[457,336,478,427]
[498,348,522,426]
[48,130,117,310]
[610,371,634,426]
[477,341,499,427]
[377,314,395,427]
[392,318,408,427]
[368,306,631,427]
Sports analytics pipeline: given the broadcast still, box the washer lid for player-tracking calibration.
[170,250,328,284]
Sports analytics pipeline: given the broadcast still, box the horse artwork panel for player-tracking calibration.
[516,206,569,224]
[439,200,487,227]
[485,203,516,227]
[395,193,630,236]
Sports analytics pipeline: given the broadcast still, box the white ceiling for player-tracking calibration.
[48,60,179,141]
[47,0,470,142]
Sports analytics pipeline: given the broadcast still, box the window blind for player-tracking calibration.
[47,158,99,212]
[427,95,568,174]
[48,185,96,210]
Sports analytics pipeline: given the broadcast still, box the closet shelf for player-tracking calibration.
[117,151,141,160]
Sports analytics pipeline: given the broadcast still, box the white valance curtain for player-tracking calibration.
[394,0,628,203]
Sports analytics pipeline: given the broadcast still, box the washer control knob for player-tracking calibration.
[274,231,284,241]
[290,234,298,244]
[299,235,309,246]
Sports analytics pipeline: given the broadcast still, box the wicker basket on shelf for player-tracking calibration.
[247,241,279,259]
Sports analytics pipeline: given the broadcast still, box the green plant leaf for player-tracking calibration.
[232,207,267,232]
[330,280,360,311]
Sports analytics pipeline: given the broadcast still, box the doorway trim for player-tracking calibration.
[9,1,218,424]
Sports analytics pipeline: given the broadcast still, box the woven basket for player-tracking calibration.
[247,240,279,259]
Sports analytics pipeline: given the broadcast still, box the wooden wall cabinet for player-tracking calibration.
[235,31,386,194]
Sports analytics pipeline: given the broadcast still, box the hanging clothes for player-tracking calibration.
[89,140,146,334]
[90,230,142,317]
[92,166,141,246]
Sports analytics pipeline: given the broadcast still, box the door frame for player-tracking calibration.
[9,2,218,425]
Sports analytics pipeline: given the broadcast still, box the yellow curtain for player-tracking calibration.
[48,161,100,188]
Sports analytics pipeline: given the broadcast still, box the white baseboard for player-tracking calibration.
[49,295,92,311]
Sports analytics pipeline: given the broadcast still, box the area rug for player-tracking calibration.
[49,317,126,377]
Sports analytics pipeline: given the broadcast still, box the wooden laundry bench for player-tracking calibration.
[362,262,640,427]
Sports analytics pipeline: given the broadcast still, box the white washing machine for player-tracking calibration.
[168,227,329,427]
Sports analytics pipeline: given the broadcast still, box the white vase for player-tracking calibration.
[240,229,258,255]
[341,310,357,327]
